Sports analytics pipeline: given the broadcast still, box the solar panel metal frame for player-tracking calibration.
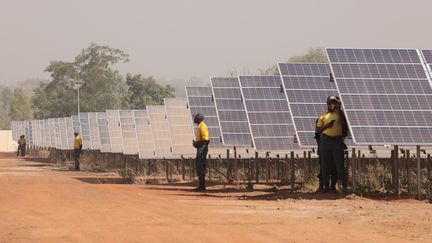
[238,75,299,151]
[134,110,156,159]
[326,47,432,145]
[119,110,139,155]
[210,76,253,147]
[58,117,68,150]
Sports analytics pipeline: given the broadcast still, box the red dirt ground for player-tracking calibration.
[0,152,431,242]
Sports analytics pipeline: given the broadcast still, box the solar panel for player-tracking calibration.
[164,98,195,156]
[211,77,252,147]
[34,120,41,147]
[48,118,56,147]
[88,112,101,150]
[238,75,299,151]
[185,86,223,148]
[71,115,81,136]
[421,50,432,73]
[278,63,340,147]
[106,110,123,153]
[65,117,74,150]
[58,118,68,150]
[97,112,111,153]
[79,113,91,150]
[134,110,156,159]
[119,110,139,155]
[43,119,51,147]
[147,105,172,157]
[327,48,432,145]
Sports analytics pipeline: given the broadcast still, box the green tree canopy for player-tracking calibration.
[9,88,33,121]
[32,43,130,118]
[125,74,175,109]
[0,85,12,129]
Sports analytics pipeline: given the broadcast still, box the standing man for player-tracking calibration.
[73,131,82,171]
[192,113,209,191]
[17,135,27,157]
[316,96,348,193]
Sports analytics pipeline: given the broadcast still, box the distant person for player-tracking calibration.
[192,113,209,191]
[17,135,27,157]
[73,131,82,171]
[316,96,348,193]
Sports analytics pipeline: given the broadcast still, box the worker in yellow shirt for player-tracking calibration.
[316,96,348,193]
[73,131,83,171]
[17,135,27,157]
[192,113,209,191]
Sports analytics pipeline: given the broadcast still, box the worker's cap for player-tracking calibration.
[327,95,338,103]
[193,113,204,121]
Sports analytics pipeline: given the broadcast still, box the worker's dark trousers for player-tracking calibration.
[318,155,338,189]
[17,145,26,157]
[319,136,347,189]
[196,144,208,188]
[74,149,81,171]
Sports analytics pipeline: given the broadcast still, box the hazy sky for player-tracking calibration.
[1,0,432,86]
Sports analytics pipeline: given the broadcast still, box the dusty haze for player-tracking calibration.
[1,0,431,90]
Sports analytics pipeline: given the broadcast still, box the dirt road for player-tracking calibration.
[0,153,431,242]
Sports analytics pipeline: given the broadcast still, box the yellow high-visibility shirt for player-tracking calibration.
[196,121,209,142]
[74,135,82,149]
[316,111,342,137]
[18,138,26,145]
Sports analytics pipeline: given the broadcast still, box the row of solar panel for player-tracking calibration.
[11,48,432,155]
[186,48,432,149]
[11,99,197,159]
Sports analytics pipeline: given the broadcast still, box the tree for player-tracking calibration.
[288,47,328,63]
[32,43,130,118]
[125,74,175,109]
[9,88,33,121]
[0,85,12,129]
[259,47,328,75]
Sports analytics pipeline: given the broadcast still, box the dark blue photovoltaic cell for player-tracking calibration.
[327,49,421,63]
[211,77,252,147]
[285,90,336,103]
[327,48,432,145]
[241,88,286,99]
[186,86,223,148]
[336,79,432,94]
[422,50,432,63]
[239,75,298,151]
[331,63,427,79]
[279,63,331,76]
[289,103,327,117]
[282,76,335,90]
[211,77,239,87]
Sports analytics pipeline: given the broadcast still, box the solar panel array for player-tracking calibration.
[239,75,298,151]
[165,98,195,156]
[11,46,432,158]
[185,86,223,147]
[327,48,432,145]
[211,77,252,147]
